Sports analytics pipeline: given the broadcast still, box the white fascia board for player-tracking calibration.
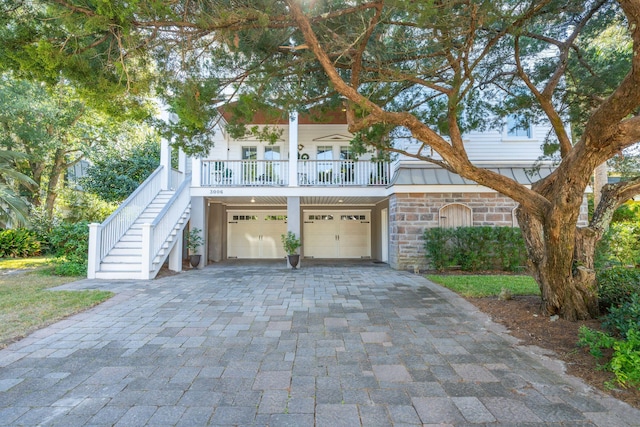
[190,185,387,198]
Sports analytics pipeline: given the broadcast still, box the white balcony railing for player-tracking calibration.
[201,160,390,187]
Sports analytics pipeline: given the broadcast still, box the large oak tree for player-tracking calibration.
[4,0,640,319]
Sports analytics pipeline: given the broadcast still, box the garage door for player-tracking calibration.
[303,210,371,258]
[227,211,287,258]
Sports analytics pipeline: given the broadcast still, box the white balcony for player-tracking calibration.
[200,160,391,187]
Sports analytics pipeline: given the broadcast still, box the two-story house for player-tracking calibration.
[87,107,567,280]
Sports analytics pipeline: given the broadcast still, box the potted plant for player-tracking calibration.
[281,231,301,269]
[185,227,204,268]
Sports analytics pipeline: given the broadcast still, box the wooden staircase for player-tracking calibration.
[93,191,190,279]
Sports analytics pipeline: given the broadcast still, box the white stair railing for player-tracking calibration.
[142,173,192,279]
[88,166,164,278]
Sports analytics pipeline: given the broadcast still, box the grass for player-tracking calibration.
[0,256,55,270]
[0,259,112,348]
[427,274,540,298]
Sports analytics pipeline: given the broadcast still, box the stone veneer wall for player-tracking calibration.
[388,192,590,271]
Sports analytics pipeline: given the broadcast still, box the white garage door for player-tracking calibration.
[303,210,371,258]
[227,211,287,259]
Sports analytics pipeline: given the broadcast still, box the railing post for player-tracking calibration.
[160,138,171,190]
[141,223,152,280]
[87,223,101,279]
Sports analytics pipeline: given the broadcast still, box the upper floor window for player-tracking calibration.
[242,146,257,160]
[317,146,333,160]
[340,146,355,160]
[506,115,531,138]
[264,146,280,161]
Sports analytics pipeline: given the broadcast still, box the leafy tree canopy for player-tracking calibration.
[4,0,640,320]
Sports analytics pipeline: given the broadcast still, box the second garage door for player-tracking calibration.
[303,210,371,258]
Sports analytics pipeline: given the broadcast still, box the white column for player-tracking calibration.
[178,149,187,174]
[160,138,171,190]
[191,157,201,187]
[87,223,101,279]
[168,237,183,273]
[287,196,301,268]
[288,111,299,187]
[190,196,206,268]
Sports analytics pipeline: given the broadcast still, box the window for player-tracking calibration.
[340,146,355,160]
[317,146,333,161]
[506,115,531,138]
[264,146,280,160]
[242,146,257,160]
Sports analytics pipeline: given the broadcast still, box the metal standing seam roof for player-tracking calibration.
[391,166,555,186]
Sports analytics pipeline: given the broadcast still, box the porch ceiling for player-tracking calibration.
[207,196,386,206]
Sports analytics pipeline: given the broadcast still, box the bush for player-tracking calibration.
[595,222,640,269]
[423,226,527,272]
[597,267,640,310]
[0,228,41,258]
[48,221,89,275]
[603,294,640,339]
[578,325,640,389]
[55,188,117,223]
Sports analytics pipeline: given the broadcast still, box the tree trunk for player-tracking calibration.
[44,150,67,218]
[516,208,599,321]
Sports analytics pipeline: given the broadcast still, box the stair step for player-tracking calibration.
[102,254,141,264]
[109,247,142,256]
[99,263,141,272]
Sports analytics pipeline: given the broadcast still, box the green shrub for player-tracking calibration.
[52,261,87,276]
[48,221,89,265]
[423,226,527,272]
[578,325,640,389]
[603,294,640,339]
[597,267,640,310]
[0,228,41,258]
[595,223,640,269]
[55,188,117,223]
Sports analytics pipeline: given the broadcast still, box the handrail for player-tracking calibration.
[101,166,163,228]
[97,166,163,262]
[151,173,191,227]
[144,173,192,276]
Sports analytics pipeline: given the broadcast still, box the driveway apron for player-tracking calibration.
[1,262,638,426]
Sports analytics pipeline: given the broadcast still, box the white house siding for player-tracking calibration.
[396,124,551,163]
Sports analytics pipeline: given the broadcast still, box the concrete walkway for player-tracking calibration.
[1,262,639,426]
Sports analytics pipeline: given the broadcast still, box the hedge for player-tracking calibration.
[423,226,527,272]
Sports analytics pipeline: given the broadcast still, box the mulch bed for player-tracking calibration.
[470,295,640,409]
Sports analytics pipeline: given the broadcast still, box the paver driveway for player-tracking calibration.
[1,261,639,426]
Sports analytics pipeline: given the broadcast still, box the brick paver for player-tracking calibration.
[1,260,639,426]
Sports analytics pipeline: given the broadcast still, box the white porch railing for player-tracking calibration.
[141,173,192,279]
[200,160,391,186]
[297,160,391,186]
[201,160,289,186]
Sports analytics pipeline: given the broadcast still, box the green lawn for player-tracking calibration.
[426,274,540,298]
[0,258,112,348]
